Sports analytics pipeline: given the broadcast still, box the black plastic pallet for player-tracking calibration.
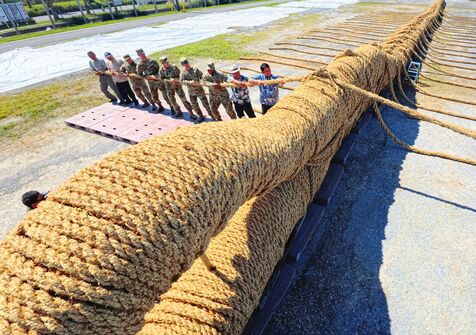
[313,163,344,206]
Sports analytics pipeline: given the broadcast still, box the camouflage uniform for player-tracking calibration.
[159,64,193,116]
[203,71,237,121]
[120,60,153,105]
[136,59,170,107]
[180,67,211,118]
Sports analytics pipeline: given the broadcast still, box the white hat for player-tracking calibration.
[229,64,240,73]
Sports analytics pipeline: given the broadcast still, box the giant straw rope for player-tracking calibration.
[1,0,470,334]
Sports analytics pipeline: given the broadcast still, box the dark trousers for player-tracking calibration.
[233,101,256,118]
[261,103,274,115]
[116,81,138,104]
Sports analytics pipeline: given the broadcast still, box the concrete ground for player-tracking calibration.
[265,66,476,335]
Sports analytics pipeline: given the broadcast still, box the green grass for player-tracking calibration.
[153,33,257,63]
[0,75,105,139]
[0,0,268,45]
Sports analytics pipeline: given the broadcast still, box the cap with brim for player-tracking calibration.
[207,63,215,70]
[230,64,240,73]
[123,54,131,60]
[159,56,168,63]
[180,57,188,64]
[104,51,112,57]
[136,48,145,55]
[87,51,95,56]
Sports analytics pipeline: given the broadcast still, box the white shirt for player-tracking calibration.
[106,58,129,83]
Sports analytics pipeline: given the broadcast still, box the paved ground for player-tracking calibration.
[0,0,290,53]
[33,4,135,22]
[265,84,476,334]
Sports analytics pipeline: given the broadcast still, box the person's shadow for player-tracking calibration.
[258,80,423,334]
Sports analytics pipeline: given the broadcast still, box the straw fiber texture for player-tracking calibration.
[0,0,445,333]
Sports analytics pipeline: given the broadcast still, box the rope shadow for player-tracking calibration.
[263,85,424,334]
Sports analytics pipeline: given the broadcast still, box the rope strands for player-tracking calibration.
[311,27,389,39]
[329,74,476,140]
[275,41,345,53]
[304,32,381,44]
[419,73,476,91]
[1,1,474,334]
[138,164,327,335]
[373,103,476,165]
[297,36,361,47]
[414,40,476,72]
[269,46,336,58]
[393,73,476,122]
[258,51,328,66]
[403,69,476,107]
[238,56,316,70]
[412,50,476,82]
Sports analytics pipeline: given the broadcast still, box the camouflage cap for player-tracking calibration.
[136,48,145,56]
[87,51,95,56]
[123,54,132,60]
[207,62,215,70]
[179,57,188,64]
[159,56,168,63]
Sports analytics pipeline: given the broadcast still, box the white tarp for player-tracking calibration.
[0,0,357,93]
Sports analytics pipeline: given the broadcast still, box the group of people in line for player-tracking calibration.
[87,49,282,123]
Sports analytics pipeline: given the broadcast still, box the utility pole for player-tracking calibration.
[39,0,55,28]
[106,0,114,19]
[153,0,157,13]
[76,0,87,23]
[0,0,20,35]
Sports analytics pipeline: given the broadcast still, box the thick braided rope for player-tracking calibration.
[137,71,366,335]
[0,1,450,333]
[139,165,322,335]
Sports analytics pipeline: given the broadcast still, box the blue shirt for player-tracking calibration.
[252,74,280,106]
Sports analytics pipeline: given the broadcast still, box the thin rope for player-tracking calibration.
[269,46,335,58]
[296,36,360,47]
[395,73,476,121]
[275,41,345,53]
[259,51,328,65]
[373,102,476,165]
[327,74,476,139]
[404,68,476,106]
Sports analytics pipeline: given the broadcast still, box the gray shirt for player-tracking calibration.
[89,58,108,72]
